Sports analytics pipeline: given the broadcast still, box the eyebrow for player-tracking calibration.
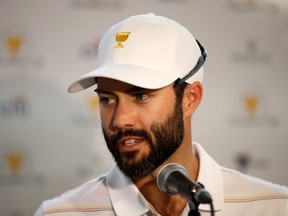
[94,88,110,94]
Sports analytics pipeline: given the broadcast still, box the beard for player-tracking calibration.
[102,101,184,179]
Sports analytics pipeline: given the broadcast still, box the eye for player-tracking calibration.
[135,93,148,101]
[99,96,116,105]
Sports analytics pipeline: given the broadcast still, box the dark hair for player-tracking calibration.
[173,80,188,104]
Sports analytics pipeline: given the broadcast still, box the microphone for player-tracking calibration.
[157,163,212,204]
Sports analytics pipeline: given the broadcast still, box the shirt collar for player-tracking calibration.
[193,142,223,211]
[105,142,224,215]
[106,165,150,216]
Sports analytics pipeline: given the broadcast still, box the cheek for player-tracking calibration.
[159,94,176,113]
[146,100,175,122]
[99,108,112,128]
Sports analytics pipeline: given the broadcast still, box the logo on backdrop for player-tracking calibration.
[5,35,23,59]
[79,36,101,60]
[231,39,272,64]
[0,25,43,68]
[69,0,124,9]
[0,94,31,119]
[156,0,188,3]
[228,0,286,13]
[5,151,23,176]
[87,94,99,114]
[234,152,269,174]
[71,94,100,126]
[0,146,44,186]
[228,84,279,127]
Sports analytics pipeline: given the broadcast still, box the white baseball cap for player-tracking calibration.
[68,13,207,93]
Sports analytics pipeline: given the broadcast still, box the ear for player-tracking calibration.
[182,81,203,118]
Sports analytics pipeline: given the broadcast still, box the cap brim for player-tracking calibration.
[68,64,178,93]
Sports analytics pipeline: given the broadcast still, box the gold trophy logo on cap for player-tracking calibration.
[114,32,130,48]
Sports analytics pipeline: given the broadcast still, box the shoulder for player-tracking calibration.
[36,174,114,215]
[222,167,288,195]
[221,167,288,215]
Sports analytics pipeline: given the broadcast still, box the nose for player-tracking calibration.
[112,100,135,131]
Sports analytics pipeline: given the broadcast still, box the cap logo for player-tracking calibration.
[114,32,130,48]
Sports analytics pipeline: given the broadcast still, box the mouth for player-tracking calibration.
[123,138,138,146]
[118,137,145,151]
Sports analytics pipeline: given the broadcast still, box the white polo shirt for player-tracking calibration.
[34,143,288,216]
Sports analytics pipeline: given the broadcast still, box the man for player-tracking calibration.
[35,13,288,216]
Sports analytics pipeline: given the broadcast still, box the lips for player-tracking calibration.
[123,138,137,146]
[117,137,144,151]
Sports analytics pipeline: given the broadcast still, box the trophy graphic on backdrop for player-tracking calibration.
[6,152,23,176]
[6,35,23,59]
[244,94,259,117]
[114,32,130,48]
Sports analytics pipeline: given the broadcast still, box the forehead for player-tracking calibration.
[96,77,169,93]
[97,77,137,90]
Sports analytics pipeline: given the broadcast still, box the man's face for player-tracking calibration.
[96,78,184,179]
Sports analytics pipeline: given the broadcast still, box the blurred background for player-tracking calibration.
[0,0,288,215]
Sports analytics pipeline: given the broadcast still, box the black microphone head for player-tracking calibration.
[157,163,188,195]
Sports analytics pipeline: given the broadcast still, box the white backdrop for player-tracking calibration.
[0,0,288,215]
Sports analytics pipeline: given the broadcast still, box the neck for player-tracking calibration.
[133,140,199,216]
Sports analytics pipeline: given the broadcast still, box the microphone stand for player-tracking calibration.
[188,195,201,216]
[187,182,213,216]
